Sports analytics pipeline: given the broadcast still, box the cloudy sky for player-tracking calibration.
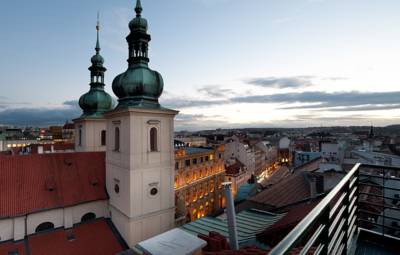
[1,0,400,130]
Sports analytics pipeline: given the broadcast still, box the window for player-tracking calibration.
[101,130,106,146]
[175,162,179,170]
[150,127,157,151]
[81,212,96,223]
[35,222,54,233]
[185,159,191,167]
[200,157,204,163]
[218,153,222,159]
[78,129,82,146]
[192,158,197,165]
[205,156,209,161]
[150,187,158,196]
[114,127,120,151]
[114,184,120,194]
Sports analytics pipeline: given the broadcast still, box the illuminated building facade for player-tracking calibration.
[174,145,225,224]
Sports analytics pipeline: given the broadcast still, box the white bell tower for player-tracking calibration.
[105,0,178,246]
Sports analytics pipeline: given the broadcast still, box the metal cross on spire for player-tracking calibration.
[95,11,100,53]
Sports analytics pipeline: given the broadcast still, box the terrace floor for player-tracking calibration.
[355,240,398,255]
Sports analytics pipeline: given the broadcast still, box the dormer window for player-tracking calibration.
[150,127,157,152]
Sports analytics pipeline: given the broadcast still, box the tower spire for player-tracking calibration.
[78,14,112,118]
[135,0,143,17]
[95,12,101,53]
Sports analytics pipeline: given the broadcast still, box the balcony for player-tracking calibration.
[269,163,400,255]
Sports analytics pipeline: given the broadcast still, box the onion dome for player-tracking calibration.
[112,0,164,109]
[79,16,113,118]
[129,1,148,32]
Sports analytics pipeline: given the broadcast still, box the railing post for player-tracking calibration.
[343,176,350,255]
[354,166,360,234]
[320,206,330,255]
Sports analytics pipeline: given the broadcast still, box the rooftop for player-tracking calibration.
[0,152,107,218]
[0,219,125,255]
[180,209,284,247]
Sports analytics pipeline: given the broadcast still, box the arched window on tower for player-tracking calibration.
[79,128,82,146]
[101,130,106,146]
[114,127,120,151]
[150,127,157,152]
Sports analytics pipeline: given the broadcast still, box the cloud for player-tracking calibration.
[0,100,81,126]
[245,76,315,89]
[161,98,227,109]
[197,85,234,98]
[232,91,400,109]
[0,97,31,109]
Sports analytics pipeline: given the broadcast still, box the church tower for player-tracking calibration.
[74,16,113,152]
[105,0,178,246]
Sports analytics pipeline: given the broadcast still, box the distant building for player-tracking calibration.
[62,122,75,142]
[278,137,291,164]
[224,159,251,198]
[224,136,256,174]
[174,146,225,224]
[175,136,207,147]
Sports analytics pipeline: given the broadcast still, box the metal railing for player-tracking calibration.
[269,163,400,255]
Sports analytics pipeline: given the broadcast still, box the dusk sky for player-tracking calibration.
[1,0,400,130]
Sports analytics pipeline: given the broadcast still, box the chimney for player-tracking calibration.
[309,177,317,198]
[222,182,239,250]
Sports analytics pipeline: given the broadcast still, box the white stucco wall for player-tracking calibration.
[0,219,13,242]
[74,119,107,152]
[0,200,108,241]
[27,208,64,235]
[105,107,177,247]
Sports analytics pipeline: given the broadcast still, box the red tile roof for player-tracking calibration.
[200,231,317,255]
[225,160,245,176]
[260,166,291,188]
[250,172,311,209]
[256,201,320,246]
[0,152,107,218]
[28,219,124,255]
[0,240,26,255]
[63,123,75,130]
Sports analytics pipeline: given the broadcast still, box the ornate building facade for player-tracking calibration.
[174,145,225,224]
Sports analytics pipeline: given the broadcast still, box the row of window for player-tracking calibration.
[34,212,96,233]
[78,126,158,152]
[78,129,106,146]
[175,166,224,188]
[176,153,222,170]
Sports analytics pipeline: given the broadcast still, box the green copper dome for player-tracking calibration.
[79,89,113,117]
[112,65,163,107]
[79,18,113,118]
[91,53,104,66]
[112,0,164,109]
[129,0,148,32]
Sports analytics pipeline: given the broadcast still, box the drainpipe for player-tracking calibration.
[222,182,239,250]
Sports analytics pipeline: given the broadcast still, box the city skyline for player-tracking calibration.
[1,0,400,130]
